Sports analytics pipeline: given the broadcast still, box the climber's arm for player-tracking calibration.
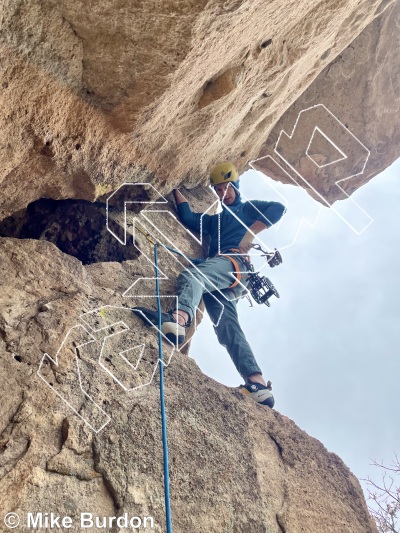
[238,201,286,254]
[173,189,211,235]
[173,189,188,205]
[238,220,269,254]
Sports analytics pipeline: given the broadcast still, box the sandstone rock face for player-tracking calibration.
[2,0,397,531]
[0,224,377,532]
[255,0,400,204]
[0,0,397,219]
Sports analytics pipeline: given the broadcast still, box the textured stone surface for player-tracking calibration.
[2,0,398,531]
[255,0,400,204]
[0,233,377,532]
[0,0,396,219]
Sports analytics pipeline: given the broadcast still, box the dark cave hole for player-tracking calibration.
[0,197,141,265]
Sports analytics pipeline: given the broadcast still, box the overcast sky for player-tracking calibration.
[190,158,400,498]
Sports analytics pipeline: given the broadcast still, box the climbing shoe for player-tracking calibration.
[239,379,275,408]
[132,307,186,345]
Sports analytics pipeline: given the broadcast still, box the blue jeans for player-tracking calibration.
[176,256,262,379]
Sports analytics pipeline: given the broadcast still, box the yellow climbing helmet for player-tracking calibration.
[210,161,239,186]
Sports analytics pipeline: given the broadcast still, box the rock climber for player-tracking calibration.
[133,161,286,407]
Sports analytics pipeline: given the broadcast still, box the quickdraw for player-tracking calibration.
[251,244,282,268]
[243,244,282,307]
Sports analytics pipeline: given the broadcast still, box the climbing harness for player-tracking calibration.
[135,220,282,309]
[218,245,282,307]
[218,248,244,289]
[134,219,283,310]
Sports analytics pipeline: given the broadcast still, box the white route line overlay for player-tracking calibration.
[129,215,249,305]
[106,182,168,246]
[43,109,371,433]
[37,307,174,433]
[127,213,247,329]
[248,156,323,255]
[41,177,289,431]
[252,103,373,235]
[37,322,111,434]
[306,127,346,168]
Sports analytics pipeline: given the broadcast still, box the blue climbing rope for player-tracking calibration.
[161,244,204,265]
[154,243,173,533]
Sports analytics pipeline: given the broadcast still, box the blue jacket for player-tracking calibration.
[177,193,286,257]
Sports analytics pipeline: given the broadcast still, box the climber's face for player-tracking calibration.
[214,182,237,205]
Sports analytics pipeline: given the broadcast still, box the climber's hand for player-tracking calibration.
[173,189,187,205]
[238,233,254,254]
